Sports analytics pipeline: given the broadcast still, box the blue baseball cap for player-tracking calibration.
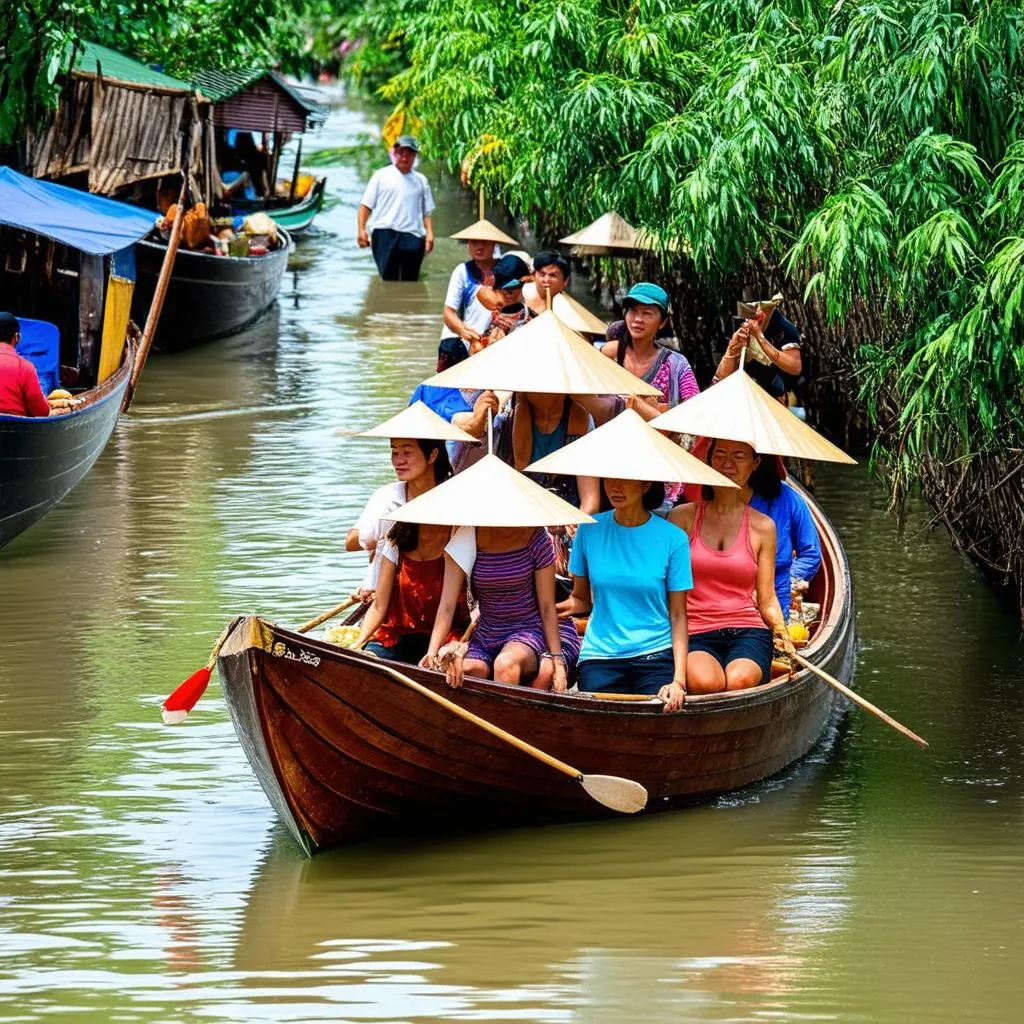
[622,282,669,313]
[394,134,420,152]
[493,253,530,290]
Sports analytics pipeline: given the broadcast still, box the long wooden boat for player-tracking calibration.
[0,339,134,547]
[131,229,292,352]
[219,490,854,856]
[233,177,327,235]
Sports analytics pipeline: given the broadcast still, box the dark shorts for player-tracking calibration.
[688,627,773,684]
[365,633,430,664]
[578,647,674,695]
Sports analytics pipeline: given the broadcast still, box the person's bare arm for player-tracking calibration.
[535,565,567,692]
[357,204,372,247]
[557,574,592,618]
[658,591,689,712]
[452,390,499,438]
[444,306,480,343]
[423,214,434,254]
[754,517,793,653]
[355,557,397,648]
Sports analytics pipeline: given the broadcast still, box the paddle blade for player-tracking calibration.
[161,667,212,724]
[580,774,648,814]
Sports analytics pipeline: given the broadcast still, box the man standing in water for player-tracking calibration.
[357,135,436,282]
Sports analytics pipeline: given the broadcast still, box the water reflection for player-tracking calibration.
[1,89,1023,1024]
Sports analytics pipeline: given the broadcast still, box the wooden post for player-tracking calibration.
[478,185,484,221]
[121,179,187,413]
[78,253,104,386]
[289,137,303,202]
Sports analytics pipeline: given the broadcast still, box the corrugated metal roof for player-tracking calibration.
[195,69,328,124]
[72,41,193,92]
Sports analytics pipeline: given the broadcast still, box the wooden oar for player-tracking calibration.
[371,660,648,814]
[161,597,359,723]
[791,652,929,749]
[297,596,360,635]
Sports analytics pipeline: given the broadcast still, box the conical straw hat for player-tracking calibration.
[420,310,659,397]
[650,371,857,464]
[560,212,646,251]
[523,283,608,336]
[356,401,478,443]
[527,408,737,487]
[450,218,518,246]
[388,453,595,528]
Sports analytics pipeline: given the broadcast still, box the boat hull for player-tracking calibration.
[131,231,291,352]
[0,341,133,547]
[219,493,855,855]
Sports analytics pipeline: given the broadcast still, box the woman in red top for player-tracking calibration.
[667,438,794,703]
[0,313,50,418]
[355,519,470,663]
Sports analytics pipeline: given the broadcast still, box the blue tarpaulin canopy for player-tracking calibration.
[0,166,155,256]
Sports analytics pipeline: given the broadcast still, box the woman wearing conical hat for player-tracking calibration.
[438,229,502,372]
[667,439,795,697]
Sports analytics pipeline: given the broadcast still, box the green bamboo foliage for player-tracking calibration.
[342,0,1024,492]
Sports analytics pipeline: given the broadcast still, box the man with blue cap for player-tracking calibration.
[357,134,435,281]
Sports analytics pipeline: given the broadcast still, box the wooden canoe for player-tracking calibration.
[218,490,854,856]
[0,338,134,548]
[130,229,292,352]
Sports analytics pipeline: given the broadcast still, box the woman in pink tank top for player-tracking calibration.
[667,438,794,698]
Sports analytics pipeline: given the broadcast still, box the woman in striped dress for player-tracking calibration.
[424,526,581,690]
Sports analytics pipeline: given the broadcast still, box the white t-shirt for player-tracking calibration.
[360,165,435,237]
[440,262,496,341]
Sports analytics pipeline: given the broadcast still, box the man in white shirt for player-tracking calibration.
[357,135,436,281]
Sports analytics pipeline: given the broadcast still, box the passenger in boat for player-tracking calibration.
[600,284,700,419]
[357,135,435,282]
[748,466,822,621]
[512,394,599,573]
[438,233,500,370]
[668,439,795,694]
[715,306,802,402]
[425,526,581,691]
[0,313,50,418]
[345,437,452,595]
[559,478,691,712]
[478,253,531,343]
[355,521,471,662]
[598,283,699,507]
[524,250,571,314]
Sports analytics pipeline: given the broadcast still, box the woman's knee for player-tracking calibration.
[493,652,526,684]
[686,652,726,693]
[463,658,492,680]
[725,659,763,690]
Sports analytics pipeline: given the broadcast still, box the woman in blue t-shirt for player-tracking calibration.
[559,478,692,712]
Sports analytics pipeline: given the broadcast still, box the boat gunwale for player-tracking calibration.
[0,334,135,424]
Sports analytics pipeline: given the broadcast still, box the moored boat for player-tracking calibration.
[1,340,135,546]
[0,167,154,547]
[232,176,328,234]
[218,487,854,856]
[131,229,292,352]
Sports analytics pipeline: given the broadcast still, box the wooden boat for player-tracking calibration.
[1,166,156,547]
[131,229,292,352]
[218,490,854,856]
[233,176,327,234]
[0,340,134,547]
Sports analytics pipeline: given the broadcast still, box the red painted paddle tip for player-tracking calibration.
[161,667,212,723]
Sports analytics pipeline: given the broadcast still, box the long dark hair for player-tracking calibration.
[387,439,452,552]
[700,439,781,501]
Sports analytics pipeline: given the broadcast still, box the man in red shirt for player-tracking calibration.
[0,313,50,418]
